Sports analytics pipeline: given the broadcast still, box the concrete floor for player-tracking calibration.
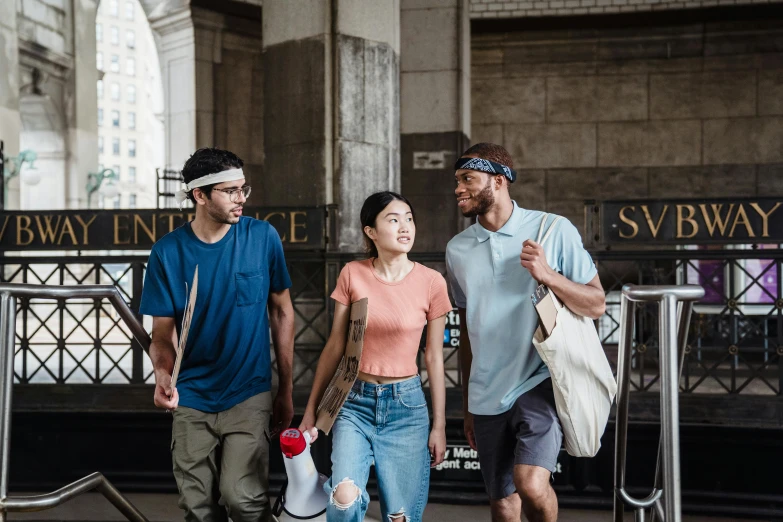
[3,493,757,521]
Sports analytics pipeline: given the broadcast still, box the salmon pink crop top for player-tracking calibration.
[330,259,453,377]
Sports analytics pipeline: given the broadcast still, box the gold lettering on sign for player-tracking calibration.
[74,215,97,244]
[263,212,287,241]
[729,205,755,238]
[699,204,734,237]
[676,205,699,239]
[618,206,639,239]
[289,211,308,244]
[641,205,669,238]
[114,214,131,245]
[133,214,156,244]
[750,202,781,238]
[16,215,34,246]
[56,217,78,245]
[160,213,180,234]
[0,215,11,242]
[34,215,62,244]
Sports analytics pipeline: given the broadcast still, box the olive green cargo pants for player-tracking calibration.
[171,392,272,522]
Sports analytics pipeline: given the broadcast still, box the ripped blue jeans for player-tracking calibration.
[325,376,431,522]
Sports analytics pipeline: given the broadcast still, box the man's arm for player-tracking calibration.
[541,272,605,320]
[150,316,179,409]
[458,308,478,450]
[521,239,606,320]
[268,288,295,434]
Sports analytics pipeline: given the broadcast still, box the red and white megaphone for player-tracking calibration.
[272,428,328,522]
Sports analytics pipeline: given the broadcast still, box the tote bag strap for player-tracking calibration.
[536,214,563,246]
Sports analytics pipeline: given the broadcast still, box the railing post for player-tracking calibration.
[0,292,16,522]
[130,262,145,383]
[659,293,682,522]
[614,294,635,522]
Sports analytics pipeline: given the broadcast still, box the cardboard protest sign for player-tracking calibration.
[315,297,368,434]
[171,266,198,389]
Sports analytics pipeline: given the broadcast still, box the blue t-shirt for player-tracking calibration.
[140,216,292,413]
[446,202,598,416]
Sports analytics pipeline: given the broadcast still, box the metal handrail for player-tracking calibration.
[614,284,705,522]
[0,285,150,522]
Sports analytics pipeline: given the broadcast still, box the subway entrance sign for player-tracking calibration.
[586,197,783,247]
[0,207,326,251]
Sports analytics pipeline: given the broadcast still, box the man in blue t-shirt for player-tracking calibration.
[446,143,606,522]
[140,148,294,522]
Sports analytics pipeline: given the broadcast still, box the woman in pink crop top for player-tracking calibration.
[299,191,453,522]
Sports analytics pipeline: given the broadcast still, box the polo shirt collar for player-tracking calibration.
[475,201,523,243]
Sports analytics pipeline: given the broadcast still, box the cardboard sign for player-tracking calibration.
[171,266,198,389]
[532,283,561,339]
[315,297,368,434]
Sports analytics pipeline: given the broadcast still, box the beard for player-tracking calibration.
[206,202,242,224]
[460,179,495,218]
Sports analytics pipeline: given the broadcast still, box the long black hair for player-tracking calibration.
[360,191,416,258]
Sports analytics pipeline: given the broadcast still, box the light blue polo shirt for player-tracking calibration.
[445,202,597,416]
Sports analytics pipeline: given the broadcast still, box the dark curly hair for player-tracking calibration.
[460,142,513,169]
[181,148,244,203]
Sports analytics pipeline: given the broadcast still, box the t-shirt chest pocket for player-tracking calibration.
[235,270,267,307]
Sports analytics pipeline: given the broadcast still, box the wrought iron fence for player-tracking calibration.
[2,249,781,396]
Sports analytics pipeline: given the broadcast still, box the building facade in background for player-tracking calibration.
[95,0,164,209]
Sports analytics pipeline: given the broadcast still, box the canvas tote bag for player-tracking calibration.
[531,214,617,457]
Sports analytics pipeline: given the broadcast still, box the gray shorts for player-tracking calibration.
[473,378,563,500]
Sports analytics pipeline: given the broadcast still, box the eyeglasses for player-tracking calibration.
[213,185,251,203]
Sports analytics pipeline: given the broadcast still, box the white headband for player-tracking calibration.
[174,168,245,209]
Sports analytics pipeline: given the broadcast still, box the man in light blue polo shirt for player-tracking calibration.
[446,143,605,522]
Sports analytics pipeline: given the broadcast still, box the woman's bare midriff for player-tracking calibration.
[358,371,417,384]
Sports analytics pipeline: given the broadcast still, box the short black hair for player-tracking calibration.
[360,191,416,258]
[181,148,244,203]
[461,142,514,169]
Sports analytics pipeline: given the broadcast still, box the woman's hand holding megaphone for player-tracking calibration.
[298,409,319,443]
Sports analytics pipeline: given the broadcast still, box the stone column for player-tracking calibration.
[400,0,470,251]
[150,5,264,181]
[150,7,199,170]
[65,0,99,209]
[263,0,400,252]
[0,0,21,210]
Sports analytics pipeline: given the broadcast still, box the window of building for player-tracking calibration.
[110,55,119,73]
[96,51,103,71]
[112,137,120,156]
[112,165,121,180]
[113,196,121,209]
[126,30,135,49]
[111,110,120,127]
[97,79,103,98]
[129,194,137,208]
[128,166,136,183]
[109,0,118,17]
[128,139,136,158]
[98,108,103,126]
[125,1,134,20]
[126,57,135,76]
[127,84,136,104]
[98,136,104,154]
[110,26,119,45]
[110,82,120,101]
[128,111,136,130]
[96,23,103,42]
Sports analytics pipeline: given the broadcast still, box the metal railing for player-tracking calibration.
[0,283,149,522]
[614,284,705,522]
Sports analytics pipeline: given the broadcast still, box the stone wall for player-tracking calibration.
[471,16,783,229]
[469,0,776,18]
